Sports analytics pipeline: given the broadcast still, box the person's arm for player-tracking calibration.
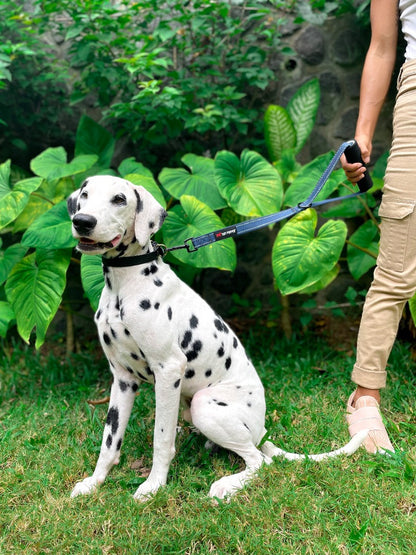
[343,0,399,183]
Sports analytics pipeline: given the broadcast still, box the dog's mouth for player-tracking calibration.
[77,234,122,252]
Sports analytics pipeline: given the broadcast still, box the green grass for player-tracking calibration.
[1,330,416,554]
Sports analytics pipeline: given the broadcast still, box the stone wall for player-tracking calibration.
[268,14,401,165]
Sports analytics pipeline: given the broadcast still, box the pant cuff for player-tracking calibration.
[351,364,387,390]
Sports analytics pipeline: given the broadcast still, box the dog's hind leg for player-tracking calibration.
[71,376,137,497]
[190,385,270,500]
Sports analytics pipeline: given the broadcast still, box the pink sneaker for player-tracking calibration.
[346,391,394,454]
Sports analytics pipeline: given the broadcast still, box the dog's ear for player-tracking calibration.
[133,185,167,246]
[67,189,80,217]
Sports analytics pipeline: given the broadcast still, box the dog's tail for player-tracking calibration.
[261,428,369,462]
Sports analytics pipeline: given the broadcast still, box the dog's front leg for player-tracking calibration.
[133,356,186,501]
[71,376,137,497]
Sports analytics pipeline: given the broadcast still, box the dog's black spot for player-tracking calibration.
[190,315,199,329]
[105,276,112,290]
[106,434,113,448]
[116,438,122,451]
[139,349,146,359]
[205,369,212,377]
[149,221,155,229]
[115,297,120,311]
[106,407,119,435]
[153,278,163,287]
[214,318,224,332]
[186,340,202,362]
[247,402,252,408]
[154,302,160,310]
[185,369,195,379]
[145,366,153,376]
[143,264,158,276]
[116,242,128,256]
[103,333,111,346]
[132,383,139,392]
[135,190,143,213]
[103,265,109,275]
[181,331,192,350]
[126,366,134,374]
[119,380,129,392]
[217,344,225,358]
[167,307,172,321]
[243,423,250,431]
[140,299,151,310]
[174,378,181,388]
[120,307,125,320]
[110,327,117,339]
[137,372,148,382]
[225,357,232,370]
[236,385,241,389]
[233,337,238,349]
[124,328,130,336]
[216,401,228,406]
[95,309,102,321]
[131,352,139,360]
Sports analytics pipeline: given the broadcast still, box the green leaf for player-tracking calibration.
[30,147,98,180]
[272,209,347,295]
[0,244,28,285]
[296,265,339,294]
[81,254,104,311]
[5,249,71,348]
[321,193,376,219]
[13,176,75,233]
[22,201,77,250]
[284,154,344,208]
[215,150,283,217]
[287,78,320,153]
[409,291,416,327]
[75,115,115,168]
[162,195,236,271]
[347,220,379,279]
[118,158,153,178]
[159,154,226,211]
[0,301,15,337]
[0,160,42,230]
[264,105,296,162]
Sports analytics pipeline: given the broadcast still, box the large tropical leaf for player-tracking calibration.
[0,160,43,230]
[81,254,104,311]
[13,176,75,233]
[284,153,344,208]
[264,105,296,162]
[162,195,236,271]
[124,173,166,208]
[5,249,71,348]
[22,200,77,250]
[0,243,28,285]
[159,153,226,210]
[347,220,379,279]
[75,115,115,168]
[272,209,347,295]
[30,147,98,181]
[286,78,320,153]
[214,150,283,217]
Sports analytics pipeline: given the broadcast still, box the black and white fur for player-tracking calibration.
[68,176,367,501]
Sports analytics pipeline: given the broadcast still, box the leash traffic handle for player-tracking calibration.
[168,140,371,254]
[344,140,373,193]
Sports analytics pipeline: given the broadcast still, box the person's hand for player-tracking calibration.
[341,137,371,184]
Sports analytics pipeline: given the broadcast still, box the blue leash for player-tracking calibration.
[165,140,369,255]
[102,140,370,268]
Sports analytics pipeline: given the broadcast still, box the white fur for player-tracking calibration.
[68,176,367,501]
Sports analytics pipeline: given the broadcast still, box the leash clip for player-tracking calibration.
[184,238,198,252]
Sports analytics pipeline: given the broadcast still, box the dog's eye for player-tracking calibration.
[111,194,127,206]
[80,190,88,200]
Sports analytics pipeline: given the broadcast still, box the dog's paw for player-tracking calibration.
[70,477,99,498]
[133,477,164,502]
[208,473,245,501]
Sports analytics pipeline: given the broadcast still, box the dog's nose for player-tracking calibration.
[72,213,97,236]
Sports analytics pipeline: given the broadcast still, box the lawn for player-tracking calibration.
[1,327,415,554]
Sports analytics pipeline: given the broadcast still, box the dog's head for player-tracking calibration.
[67,176,167,255]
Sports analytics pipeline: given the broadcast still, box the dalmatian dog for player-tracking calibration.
[68,176,367,502]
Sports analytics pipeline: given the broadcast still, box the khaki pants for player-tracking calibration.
[352,58,416,389]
